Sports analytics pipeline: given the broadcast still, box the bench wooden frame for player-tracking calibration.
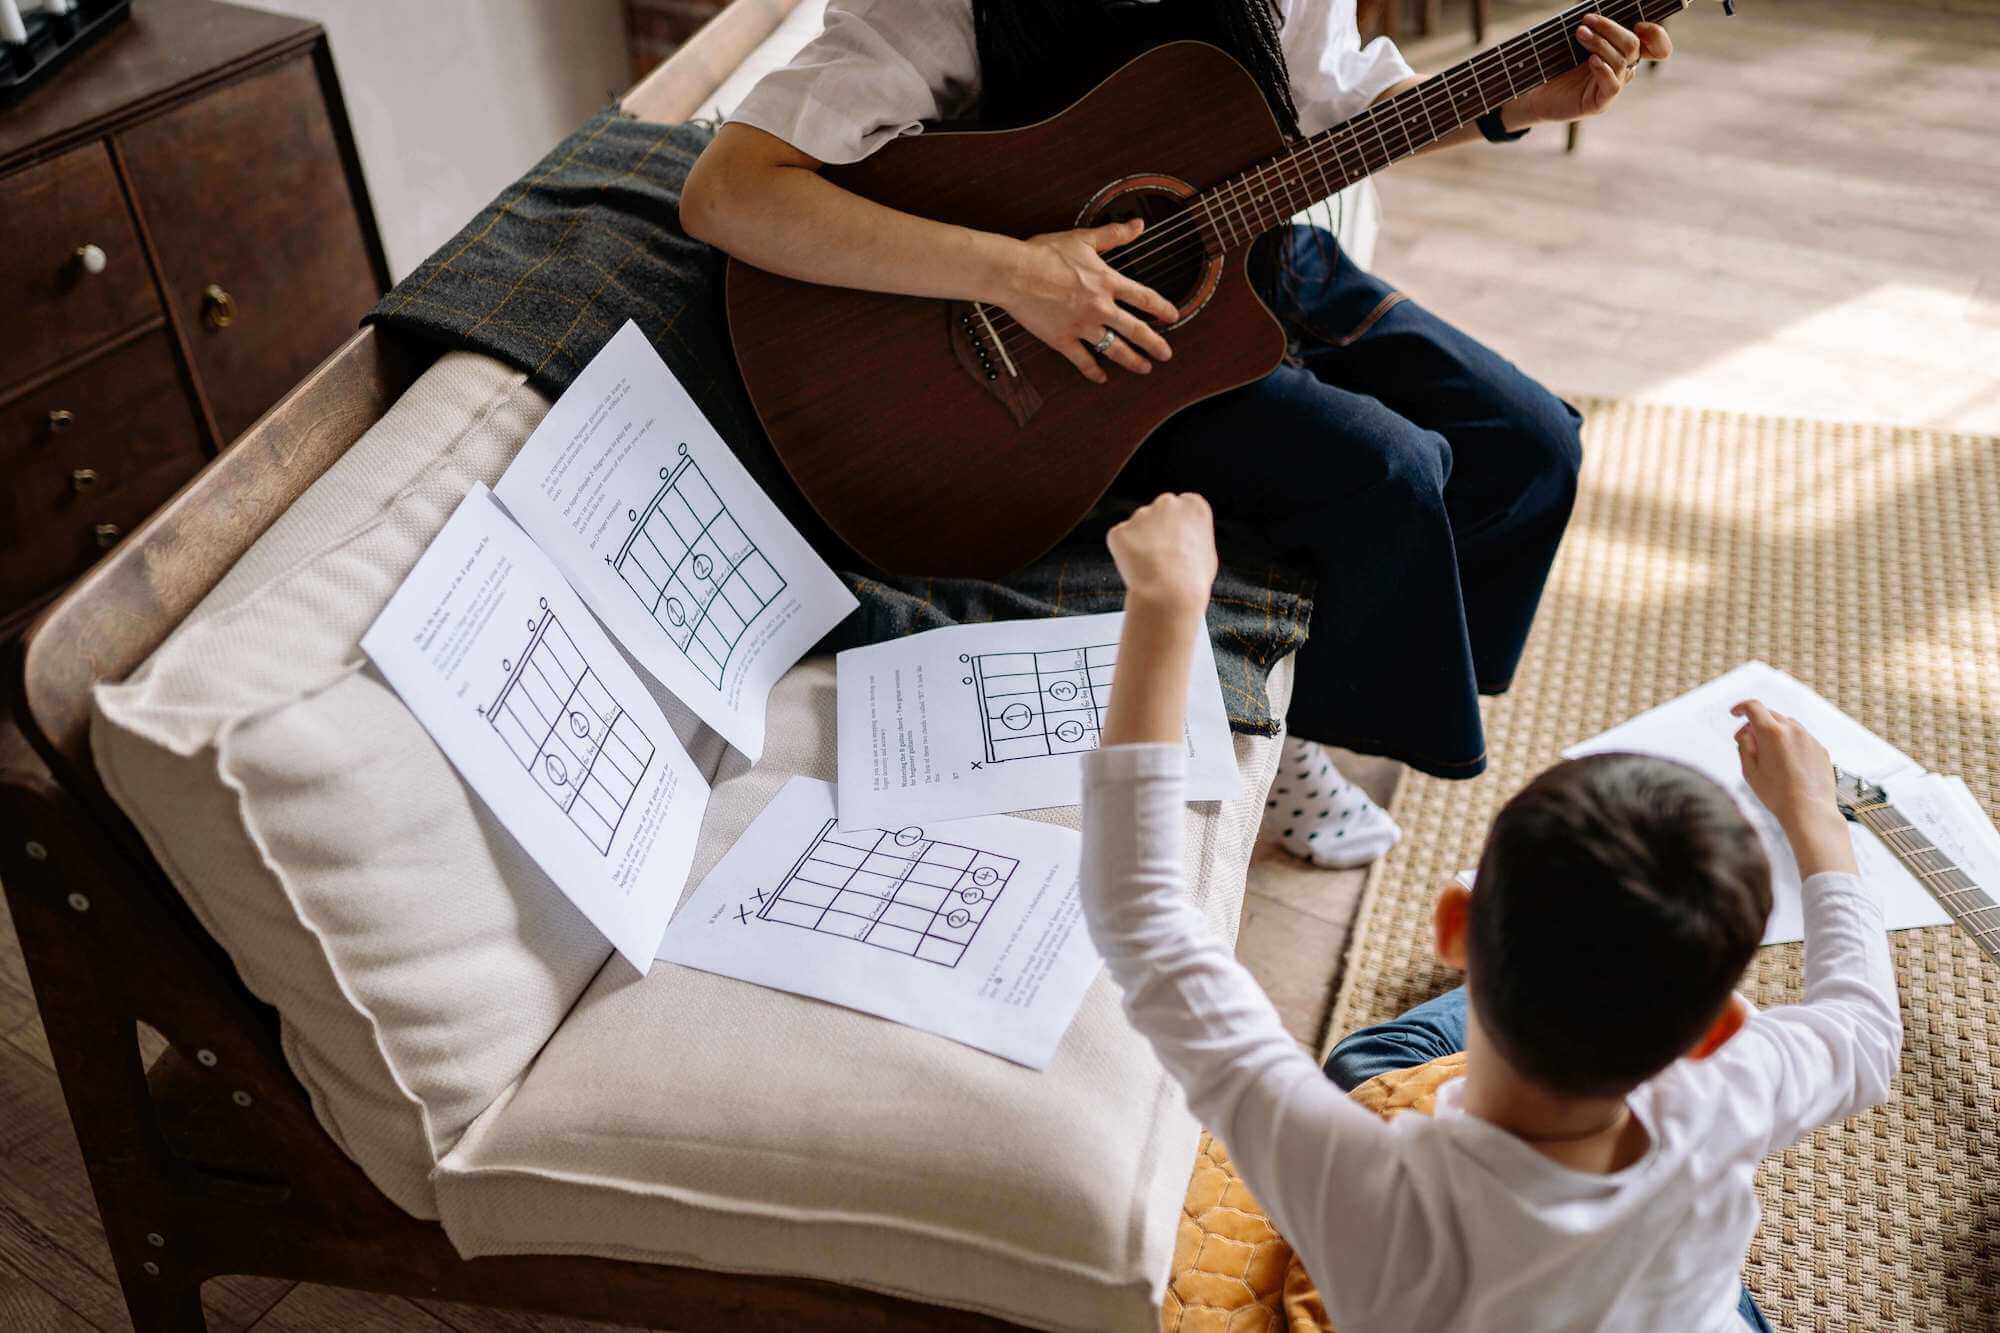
[0,2,1021,1326]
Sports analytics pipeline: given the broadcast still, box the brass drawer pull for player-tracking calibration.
[201,283,237,330]
[72,468,99,493]
[73,244,107,276]
[48,408,75,434]
[94,523,121,549]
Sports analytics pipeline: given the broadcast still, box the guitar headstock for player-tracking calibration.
[1833,766,1887,822]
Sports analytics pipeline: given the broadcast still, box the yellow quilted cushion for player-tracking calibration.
[1162,1053,1468,1333]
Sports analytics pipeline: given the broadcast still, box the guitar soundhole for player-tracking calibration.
[1081,178,1223,328]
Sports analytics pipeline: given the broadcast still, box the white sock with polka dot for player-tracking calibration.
[1266,737,1401,869]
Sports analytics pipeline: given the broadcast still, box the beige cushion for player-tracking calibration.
[435,657,1291,1332]
[92,352,728,1218]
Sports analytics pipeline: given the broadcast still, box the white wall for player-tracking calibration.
[248,0,631,279]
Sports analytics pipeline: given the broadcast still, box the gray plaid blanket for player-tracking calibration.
[366,110,1311,732]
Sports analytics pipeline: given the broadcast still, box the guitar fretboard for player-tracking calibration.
[1852,802,2000,964]
[1185,0,1690,250]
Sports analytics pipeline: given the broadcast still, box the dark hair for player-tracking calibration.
[1467,753,1772,1099]
[973,1,1302,138]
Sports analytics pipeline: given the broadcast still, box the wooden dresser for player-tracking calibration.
[0,0,388,639]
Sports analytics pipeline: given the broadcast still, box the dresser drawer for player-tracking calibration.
[0,142,163,392]
[1,330,208,615]
[117,54,383,445]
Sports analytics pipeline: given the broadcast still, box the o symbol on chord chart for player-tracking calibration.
[665,598,686,627]
[691,553,714,580]
[1055,719,1086,743]
[892,826,924,848]
[568,711,591,739]
[1000,703,1033,731]
[971,866,998,888]
[1049,680,1079,702]
[946,909,972,929]
[544,755,570,786]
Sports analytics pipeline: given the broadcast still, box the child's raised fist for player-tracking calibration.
[1106,492,1218,618]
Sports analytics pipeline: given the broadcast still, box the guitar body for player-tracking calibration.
[725,41,1292,577]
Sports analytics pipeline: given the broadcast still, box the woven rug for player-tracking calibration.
[1323,400,2000,1331]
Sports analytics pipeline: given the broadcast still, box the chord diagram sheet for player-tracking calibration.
[1564,660,1949,945]
[362,485,709,972]
[657,777,1100,1067]
[494,320,857,760]
[835,611,1239,829]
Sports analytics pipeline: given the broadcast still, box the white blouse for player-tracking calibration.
[728,0,1415,164]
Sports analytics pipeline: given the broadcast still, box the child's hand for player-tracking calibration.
[1731,699,1857,878]
[1106,492,1218,620]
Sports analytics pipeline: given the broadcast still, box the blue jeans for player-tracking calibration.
[1324,987,1773,1330]
[1120,227,1583,780]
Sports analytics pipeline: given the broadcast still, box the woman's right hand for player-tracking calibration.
[997,220,1180,383]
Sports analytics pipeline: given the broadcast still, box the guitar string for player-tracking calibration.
[974,5,1609,356]
[975,0,1667,364]
[1864,815,1998,946]
[1860,833,1998,956]
[1038,0,1674,319]
[979,0,1655,359]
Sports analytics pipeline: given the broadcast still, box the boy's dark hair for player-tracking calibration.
[1468,753,1772,1099]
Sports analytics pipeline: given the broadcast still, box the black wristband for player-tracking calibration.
[1477,109,1531,143]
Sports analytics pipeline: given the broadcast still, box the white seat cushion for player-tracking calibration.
[92,351,729,1218]
[435,655,1291,1332]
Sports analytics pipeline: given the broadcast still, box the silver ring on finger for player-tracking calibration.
[1091,328,1117,355]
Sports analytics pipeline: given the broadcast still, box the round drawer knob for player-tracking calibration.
[72,468,99,493]
[48,409,75,434]
[201,284,237,330]
[94,523,121,549]
[74,243,107,275]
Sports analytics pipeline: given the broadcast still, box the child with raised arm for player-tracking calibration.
[1086,494,1903,1333]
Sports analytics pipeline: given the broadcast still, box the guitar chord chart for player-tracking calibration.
[609,446,787,688]
[966,643,1117,763]
[754,819,1018,968]
[483,605,655,855]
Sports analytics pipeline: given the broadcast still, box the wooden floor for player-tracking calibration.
[2,1,1995,1327]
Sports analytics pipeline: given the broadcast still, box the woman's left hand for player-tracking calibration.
[1510,14,1673,125]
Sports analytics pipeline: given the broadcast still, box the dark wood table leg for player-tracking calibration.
[1473,0,1490,43]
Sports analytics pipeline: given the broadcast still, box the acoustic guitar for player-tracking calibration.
[725,0,1724,578]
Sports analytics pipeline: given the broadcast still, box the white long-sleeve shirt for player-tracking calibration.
[1081,744,1902,1333]
[728,0,1413,164]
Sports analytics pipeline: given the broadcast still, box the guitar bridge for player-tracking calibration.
[949,301,1042,427]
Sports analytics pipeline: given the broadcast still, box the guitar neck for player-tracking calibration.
[1851,801,2000,964]
[1191,0,1691,248]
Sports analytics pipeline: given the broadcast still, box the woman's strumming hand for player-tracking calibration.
[997,221,1179,383]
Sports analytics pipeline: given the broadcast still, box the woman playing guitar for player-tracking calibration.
[682,0,1673,869]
